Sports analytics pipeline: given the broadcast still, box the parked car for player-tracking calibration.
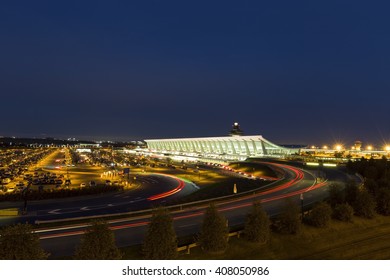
[1,178,11,184]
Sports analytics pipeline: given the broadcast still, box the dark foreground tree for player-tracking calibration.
[328,183,345,207]
[333,203,354,222]
[305,202,332,227]
[345,180,359,206]
[142,207,177,259]
[274,199,301,234]
[0,223,49,259]
[244,202,270,243]
[199,203,229,254]
[75,220,122,259]
[376,188,390,216]
[353,189,376,219]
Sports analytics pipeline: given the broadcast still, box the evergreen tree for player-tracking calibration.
[376,188,390,216]
[0,223,49,260]
[345,180,359,206]
[142,207,177,259]
[199,203,229,254]
[364,178,379,196]
[75,220,122,260]
[333,203,354,222]
[244,202,270,243]
[274,199,301,234]
[353,189,376,219]
[306,202,332,227]
[328,183,345,207]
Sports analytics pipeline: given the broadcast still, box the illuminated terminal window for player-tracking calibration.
[144,135,299,160]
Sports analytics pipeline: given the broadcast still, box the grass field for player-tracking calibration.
[121,215,390,260]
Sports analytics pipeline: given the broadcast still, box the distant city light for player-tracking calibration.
[322,145,328,149]
[335,145,343,151]
[385,146,390,152]
[367,145,373,151]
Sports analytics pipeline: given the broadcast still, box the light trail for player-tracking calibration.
[37,164,326,240]
[147,176,185,201]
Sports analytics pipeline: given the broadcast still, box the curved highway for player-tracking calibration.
[0,173,199,225]
[34,161,358,258]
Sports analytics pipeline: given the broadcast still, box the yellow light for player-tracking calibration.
[335,145,342,151]
[311,145,316,149]
[323,163,337,167]
[385,146,390,151]
[322,145,328,149]
[367,145,372,151]
[307,162,320,166]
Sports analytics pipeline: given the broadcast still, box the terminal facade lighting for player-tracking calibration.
[145,135,299,160]
[145,123,298,160]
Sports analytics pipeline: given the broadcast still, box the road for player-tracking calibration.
[35,162,358,258]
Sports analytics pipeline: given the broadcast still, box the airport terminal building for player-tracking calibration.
[144,124,299,161]
[144,135,299,161]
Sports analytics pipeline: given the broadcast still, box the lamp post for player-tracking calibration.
[300,193,304,220]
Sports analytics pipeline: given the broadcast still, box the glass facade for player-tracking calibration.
[145,135,299,160]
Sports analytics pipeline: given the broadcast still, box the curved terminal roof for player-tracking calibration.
[145,135,299,159]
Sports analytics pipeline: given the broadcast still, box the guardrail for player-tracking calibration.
[177,231,243,254]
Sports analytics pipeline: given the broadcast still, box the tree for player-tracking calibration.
[75,220,122,260]
[333,203,354,222]
[274,199,301,234]
[142,207,177,259]
[328,183,345,207]
[364,166,378,180]
[0,223,49,260]
[376,188,390,216]
[305,202,332,227]
[345,180,359,206]
[199,203,229,254]
[364,178,379,196]
[353,189,376,219]
[243,202,270,243]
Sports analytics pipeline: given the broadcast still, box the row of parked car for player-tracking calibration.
[0,148,54,187]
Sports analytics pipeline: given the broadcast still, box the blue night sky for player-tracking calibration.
[1,1,390,147]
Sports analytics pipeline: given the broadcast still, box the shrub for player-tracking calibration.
[142,207,177,259]
[305,202,332,227]
[333,203,354,222]
[75,220,122,260]
[0,224,49,260]
[353,189,376,219]
[244,202,270,243]
[273,199,301,234]
[198,204,228,254]
[376,188,390,216]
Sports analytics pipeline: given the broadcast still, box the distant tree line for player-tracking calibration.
[345,157,390,216]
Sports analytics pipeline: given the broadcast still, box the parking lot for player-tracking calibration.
[0,148,55,193]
